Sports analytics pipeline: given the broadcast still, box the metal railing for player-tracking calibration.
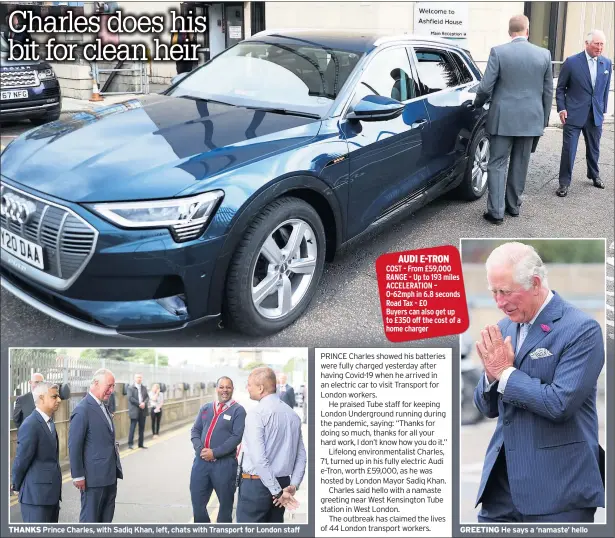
[9,349,236,398]
[91,60,149,95]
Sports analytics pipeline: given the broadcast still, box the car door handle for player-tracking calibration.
[411,119,428,129]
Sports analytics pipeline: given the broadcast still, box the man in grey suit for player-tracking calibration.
[12,373,44,429]
[69,368,123,523]
[128,373,149,449]
[474,15,553,224]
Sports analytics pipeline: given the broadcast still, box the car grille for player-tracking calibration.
[0,184,97,283]
[0,68,39,89]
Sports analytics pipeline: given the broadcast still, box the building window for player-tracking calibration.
[524,2,567,67]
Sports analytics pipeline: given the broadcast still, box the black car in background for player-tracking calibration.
[0,34,61,125]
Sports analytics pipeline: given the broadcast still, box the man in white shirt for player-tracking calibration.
[11,382,62,522]
[12,372,44,429]
[473,242,605,522]
[128,373,149,449]
[556,29,612,196]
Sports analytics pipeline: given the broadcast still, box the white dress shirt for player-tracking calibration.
[484,290,554,393]
[585,50,598,88]
[35,408,53,433]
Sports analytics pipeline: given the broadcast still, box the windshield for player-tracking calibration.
[167,40,363,117]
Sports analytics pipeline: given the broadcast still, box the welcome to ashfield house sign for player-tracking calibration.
[414,2,469,41]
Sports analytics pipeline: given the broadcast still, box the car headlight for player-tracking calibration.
[88,190,224,242]
[37,68,56,80]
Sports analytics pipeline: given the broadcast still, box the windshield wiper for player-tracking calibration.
[179,95,236,107]
[241,106,321,119]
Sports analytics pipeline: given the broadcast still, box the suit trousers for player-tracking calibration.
[129,410,146,448]
[486,135,534,219]
[558,113,602,186]
[20,502,60,523]
[190,457,237,523]
[236,476,291,523]
[79,482,117,523]
[478,449,596,523]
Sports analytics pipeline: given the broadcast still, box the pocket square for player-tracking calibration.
[530,348,553,359]
[605,70,609,75]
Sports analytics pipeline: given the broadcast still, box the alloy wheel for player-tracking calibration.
[471,136,490,194]
[251,218,318,320]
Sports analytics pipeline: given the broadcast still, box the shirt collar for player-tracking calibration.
[511,36,527,41]
[260,393,279,404]
[88,391,103,406]
[585,50,598,62]
[527,290,554,326]
[36,408,51,423]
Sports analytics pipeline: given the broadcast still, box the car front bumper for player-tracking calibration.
[0,181,226,337]
[0,79,61,121]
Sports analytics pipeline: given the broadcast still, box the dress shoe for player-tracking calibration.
[592,177,605,189]
[139,445,148,449]
[505,207,519,217]
[483,212,503,225]
[556,185,568,197]
[128,445,134,450]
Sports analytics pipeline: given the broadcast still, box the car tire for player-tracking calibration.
[457,125,489,201]
[30,112,60,126]
[224,196,326,336]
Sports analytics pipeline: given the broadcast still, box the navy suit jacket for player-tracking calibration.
[556,51,612,127]
[474,291,605,516]
[11,411,62,506]
[69,394,123,488]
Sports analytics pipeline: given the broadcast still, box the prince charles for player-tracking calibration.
[473,242,605,523]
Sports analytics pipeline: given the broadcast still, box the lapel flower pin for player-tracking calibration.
[540,324,551,333]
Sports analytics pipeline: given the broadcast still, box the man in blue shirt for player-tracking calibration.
[190,377,245,523]
[237,367,306,523]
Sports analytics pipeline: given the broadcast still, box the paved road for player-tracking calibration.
[1,120,613,352]
[9,417,309,524]
[459,395,606,523]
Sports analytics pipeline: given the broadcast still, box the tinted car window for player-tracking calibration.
[450,51,474,84]
[414,49,460,94]
[352,47,418,104]
[168,41,362,117]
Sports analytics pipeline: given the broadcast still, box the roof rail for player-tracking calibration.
[374,33,469,51]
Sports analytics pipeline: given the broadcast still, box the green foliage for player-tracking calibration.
[242,361,267,371]
[462,239,605,264]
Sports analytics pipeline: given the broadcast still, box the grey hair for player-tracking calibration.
[33,382,59,400]
[486,242,549,290]
[31,372,44,383]
[586,30,606,43]
[91,368,114,386]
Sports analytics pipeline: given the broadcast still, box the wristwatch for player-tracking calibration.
[273,490,283,500]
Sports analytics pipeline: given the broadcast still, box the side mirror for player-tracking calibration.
[171,72,189,86]
[346,95,405,122]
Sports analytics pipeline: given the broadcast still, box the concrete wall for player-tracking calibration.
[563,2,614,60]
[10,382,214,466]
[264,1,523,62]
[49,63,93,100]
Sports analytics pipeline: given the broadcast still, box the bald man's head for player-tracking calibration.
[508,14,529,37]
[247,367,277,401]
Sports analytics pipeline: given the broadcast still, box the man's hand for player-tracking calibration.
[476,325,514,381]
[272,490,300,510]
[200,448,215,461]
[284,485,297,496]
[559,110,567,124]
[73,479,86,491]
[139,402,145,409]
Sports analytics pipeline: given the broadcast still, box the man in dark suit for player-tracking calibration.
[556,30,612,196]
[11,382,62,522]
[128,373,149,449]
[473,14,553,224]
[69,368,123,523]
[190,376,246,523]
[473,242,604,522]
[13,372,44,429]
[277,373,296,408]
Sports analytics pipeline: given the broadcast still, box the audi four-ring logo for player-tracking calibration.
[0,187,37,225]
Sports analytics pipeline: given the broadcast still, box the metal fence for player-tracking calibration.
[9,349,234,399]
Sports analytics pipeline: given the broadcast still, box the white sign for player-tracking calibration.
[228,26,242,39]
[414,2,468,40]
